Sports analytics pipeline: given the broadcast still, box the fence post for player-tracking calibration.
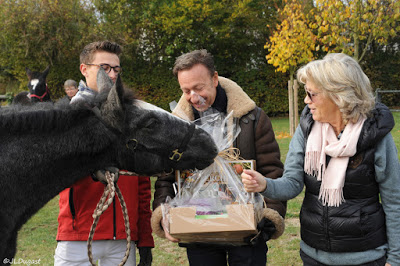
[375,88,381,103]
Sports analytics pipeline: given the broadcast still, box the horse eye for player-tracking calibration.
[143,118,159,129]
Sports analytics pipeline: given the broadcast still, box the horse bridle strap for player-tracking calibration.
[168,122,195,162]
[30,84,49,102]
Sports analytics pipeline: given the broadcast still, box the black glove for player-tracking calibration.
[257,217,276,242]
[138,247,152,266]
[245,217,276,246]
[91,166,119,184]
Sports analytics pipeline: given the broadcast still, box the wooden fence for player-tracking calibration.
[375,88,400,112]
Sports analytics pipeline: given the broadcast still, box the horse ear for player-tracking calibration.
[100,73,125,132]
[42,66,50,78]
[97,68,114,94]
[26,67,32,79]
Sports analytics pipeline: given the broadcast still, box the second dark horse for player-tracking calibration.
[12,66,52,105]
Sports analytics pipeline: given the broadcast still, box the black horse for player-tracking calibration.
[0,69,218,262]
[12,66,52,105]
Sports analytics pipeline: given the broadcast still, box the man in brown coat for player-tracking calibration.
[152,49,285,266]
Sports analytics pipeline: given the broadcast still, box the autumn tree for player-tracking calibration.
[310,0,400,62]
[265,0,315,135]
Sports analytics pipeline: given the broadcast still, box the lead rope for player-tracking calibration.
[87,171,131,266]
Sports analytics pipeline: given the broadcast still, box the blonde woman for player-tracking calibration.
[242,53,400,266]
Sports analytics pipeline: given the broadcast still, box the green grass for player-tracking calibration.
[15,199,59,262]
[14,113,400,265]
[268,115,304,265]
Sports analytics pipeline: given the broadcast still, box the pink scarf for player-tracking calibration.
[304,116,366,207]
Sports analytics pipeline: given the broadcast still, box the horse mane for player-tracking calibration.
[0,103,95,133]
[0,87,137,134]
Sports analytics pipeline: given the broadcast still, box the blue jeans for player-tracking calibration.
[186,242,268,266]
[300,249,386,266]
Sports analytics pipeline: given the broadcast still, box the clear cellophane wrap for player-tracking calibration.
[161,111,264,244]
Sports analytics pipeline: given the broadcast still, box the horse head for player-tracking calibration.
[92,68,218,175]
[26,65,51,103]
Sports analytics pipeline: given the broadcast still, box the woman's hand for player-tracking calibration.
[241,169,267,193]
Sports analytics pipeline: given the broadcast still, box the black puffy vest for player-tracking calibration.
[299,103,394,252]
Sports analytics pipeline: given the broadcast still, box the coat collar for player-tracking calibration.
[172,76,256,120]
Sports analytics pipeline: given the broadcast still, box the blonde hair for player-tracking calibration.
[297,53,375,123]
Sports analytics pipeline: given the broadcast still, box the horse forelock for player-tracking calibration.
[135,100,190,124]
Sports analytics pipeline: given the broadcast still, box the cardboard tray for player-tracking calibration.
[169,203,257,243]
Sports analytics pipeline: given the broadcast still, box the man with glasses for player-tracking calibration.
[70,42,122,104]
[55,41,154,266]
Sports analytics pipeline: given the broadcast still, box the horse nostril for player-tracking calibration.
[126,139,138,150]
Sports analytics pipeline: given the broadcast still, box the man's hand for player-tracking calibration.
[246,217,276,245]
[91,167,119,184]
[138,247,152,266]
[241,169,267,192]
[161,216,180,243]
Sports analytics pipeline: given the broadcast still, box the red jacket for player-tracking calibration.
[57,174,154,247]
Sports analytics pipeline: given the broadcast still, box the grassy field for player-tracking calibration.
[14,112,400,265]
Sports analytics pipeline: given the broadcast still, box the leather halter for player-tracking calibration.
[169,122,196,162]
[29,84,49,102]
[126,122,196,163]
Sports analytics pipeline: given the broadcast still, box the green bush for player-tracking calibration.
[230,65,291,116]
[123,64,298,116]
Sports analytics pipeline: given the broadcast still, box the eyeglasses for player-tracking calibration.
[305,89,319,102]
[86,63,122,74]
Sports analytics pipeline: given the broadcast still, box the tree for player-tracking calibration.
[0,0,98,96]
[94,0,280,72]
[265,0,315,135]
[91,0,148,71]
[93,0,283,110]
[309,0,400,62]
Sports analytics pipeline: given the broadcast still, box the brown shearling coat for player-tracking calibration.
[152,77,286,236]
